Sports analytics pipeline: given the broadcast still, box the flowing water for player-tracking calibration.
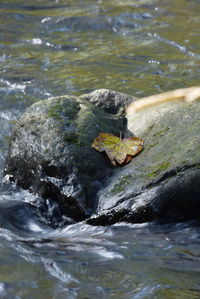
[1,0,200,298]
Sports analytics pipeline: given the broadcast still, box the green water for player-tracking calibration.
[0,0,200,298]
[1,0,200,106]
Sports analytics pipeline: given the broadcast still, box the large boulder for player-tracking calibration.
[4,89,133,222]
[4,89,200,225]
[87,99,200,225]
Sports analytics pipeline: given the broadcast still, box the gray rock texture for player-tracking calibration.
[4,90,133,221]
[4,89,200,224]
[87,99,200,224]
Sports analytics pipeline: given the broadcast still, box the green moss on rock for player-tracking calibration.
[147,162,171,178]
[47,97,80,121]
[110,174,134,195]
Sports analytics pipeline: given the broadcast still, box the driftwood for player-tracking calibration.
[126,86,200,115]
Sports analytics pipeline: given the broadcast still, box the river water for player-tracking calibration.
[1,0,200,298]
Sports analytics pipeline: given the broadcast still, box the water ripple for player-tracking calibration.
[41,257,79,284]
[149,33,200,59]
[0,78,26,93]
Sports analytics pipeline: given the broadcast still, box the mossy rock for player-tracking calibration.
[88,100,200,225]
[5,89,200,225]
[4,89,132,222]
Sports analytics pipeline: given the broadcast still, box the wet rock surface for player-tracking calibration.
[4,90,200,224]
[4,89,132,222]
[87,100,200,225]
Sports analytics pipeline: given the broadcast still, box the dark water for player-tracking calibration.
[1,0,200,298]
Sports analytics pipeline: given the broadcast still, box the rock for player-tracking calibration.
[87,100,200,225]
[79,88,134,115]
[4,89,133,222]
[5,88,200,225]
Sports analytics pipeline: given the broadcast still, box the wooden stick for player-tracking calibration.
[126,86,200,115]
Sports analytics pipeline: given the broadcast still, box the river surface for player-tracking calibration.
[1,0,200,298]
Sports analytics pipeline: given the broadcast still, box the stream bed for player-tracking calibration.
[1,0,200,298]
